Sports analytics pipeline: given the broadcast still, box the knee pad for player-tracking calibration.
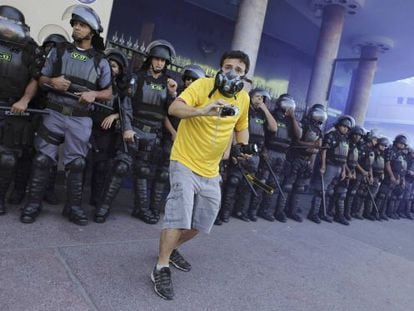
[327,188,335,197]
[136,165,151,178]
[157,169,169,182]
[377,192,387,200]
[114,161,129,176]
[227,176,240,187]
[66,157,86,173]
[32,153,53,169]
[0,152,17,170]
[283,183,293,193]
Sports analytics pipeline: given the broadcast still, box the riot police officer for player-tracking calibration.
[350,130,378,220]
[308,115,353,225]
[225,88,277,222]
[20,5,112,225]
[7,33,68,206]
[94,39,177,224]
[0,5,39,215]
[258,94,301,222]
[342,125,364,220]
[386,135,408,220]
[88,48,130,207]
[375,135,407,220]
[281,104,327,222]
[399,147,414,219]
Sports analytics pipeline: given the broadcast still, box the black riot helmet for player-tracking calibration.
[42,33,68,47]
[365,128,380,142]
[276,94,296,112]
[146,39,176,64]
[377,137,390,147]
[249,88,271,103]
[64,5,103,34]
[0,5,30,46]
[105,48,129,72]
[181,64,205,82]
[0,5,25,24]
[350,125,365,137]
[394,134,408,146]
[308,104,327,124]
[335,115,355,129]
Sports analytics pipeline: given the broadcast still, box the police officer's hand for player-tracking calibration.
[123,130,135,142]
[167,78,178,97]
[77,91,96,105]
[340,169,347,181]
[390,175,397,185]
[201,99,230,116]
[50,75,71,92]
[101,113,119,130]
[11,100,28,113]
[257,101,267,111]
[285,107,295,118]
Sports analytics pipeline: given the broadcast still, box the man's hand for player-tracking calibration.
[75,91,96,105]
[101,113,118,130]
[200,99,231,116]
[123,130,135,142]
[50,75,71,92]
[167,78,177,97]
[256,101,267,111]
[10,100,28,113]
[340,169,347,181]
[320,165,326,175]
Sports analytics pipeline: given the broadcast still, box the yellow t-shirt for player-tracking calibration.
[171,77,249,177]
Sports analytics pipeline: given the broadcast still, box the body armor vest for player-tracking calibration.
[327,131,349,164]
[390,149,407,176]
[249,107,265,147]
[0,43,31,102]
[372,151,385,175]
[266,111,291,151]
[53,43,101,91]
[293,119,322,158]
[358,145,375,171]
[347,143,359,169]
[133,71,168,123]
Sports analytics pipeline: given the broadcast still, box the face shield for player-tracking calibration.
[0,16,29,46]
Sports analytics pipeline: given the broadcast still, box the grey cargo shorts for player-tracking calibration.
[162,160,221,234]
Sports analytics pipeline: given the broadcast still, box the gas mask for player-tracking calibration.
[214,69,244,98]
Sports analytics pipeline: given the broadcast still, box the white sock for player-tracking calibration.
[156,264,169,271]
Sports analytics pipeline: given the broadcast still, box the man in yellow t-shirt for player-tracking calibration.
[151,51,250,300]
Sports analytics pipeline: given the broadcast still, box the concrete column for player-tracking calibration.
[347,35,393,125]
[231,0,268,78]
[306,4,346,108]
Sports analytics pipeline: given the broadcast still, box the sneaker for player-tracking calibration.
[151,266,174,300]
[169,249,192,272]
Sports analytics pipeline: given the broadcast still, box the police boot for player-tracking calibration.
[376,194,388,221]
[387,199,397,219]
[132,178,157,224]
[8,155,31,205]
[20,154,52,223]
[307,195,321,224]
[234,188,251,222]
[326,196,335,217]
[43,165,59,205]
[89,161,106,207]
[319,195,332,223]
[62,158,88,226]
[344,196,354,221]
[334,196,349,226]
[258,192,277,222]
[94,160,128,223]
[248,189,263,222]
[287,193,302,222]
[0,153,17,215]
[220,181,238,223]
[150,181,168,224]
[362,199,376,221]
[275,192,288,223]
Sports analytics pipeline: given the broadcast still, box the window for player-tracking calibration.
[397,97,404,105]
[407,97,414,105]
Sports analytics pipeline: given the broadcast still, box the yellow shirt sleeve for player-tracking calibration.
[235,92,249,132]
[177,78,205,107]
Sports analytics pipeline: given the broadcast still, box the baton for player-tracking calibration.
[43,84,114,111]
[262,156,286,200]
[321,171,327,217]
[364,177,379,215]
[0,106,49,116]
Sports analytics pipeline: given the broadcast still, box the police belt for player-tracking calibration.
[132,119,161,134]
[46,102,90,117]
